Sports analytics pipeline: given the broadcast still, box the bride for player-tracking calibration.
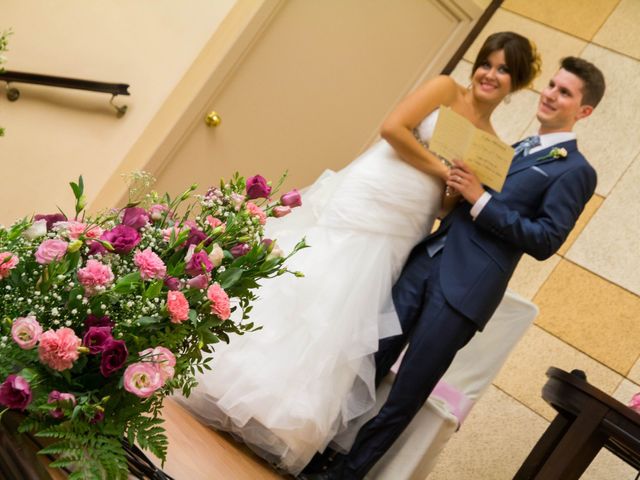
[175,31,540,475]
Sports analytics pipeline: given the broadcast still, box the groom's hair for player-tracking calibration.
[560,57,606,108]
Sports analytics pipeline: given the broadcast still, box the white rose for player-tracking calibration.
[208,243,224,267]
[22,219,48,240]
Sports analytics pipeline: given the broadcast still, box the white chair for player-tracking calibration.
[365,290,538,480]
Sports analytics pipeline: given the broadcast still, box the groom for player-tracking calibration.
[301,56,605,480]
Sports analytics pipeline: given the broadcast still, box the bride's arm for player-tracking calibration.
[380,75,458,182]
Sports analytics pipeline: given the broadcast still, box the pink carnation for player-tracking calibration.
[207,283,231,320]
[167,291,189,323]
[77,259,115,295]
[56,221,103,240]
[38,327,81,371]
[124,362,163,398]
[134,248,167,281]
[35,239,68,265]
[11,316,43,349]
[162,225,189,243]
[0,252,19,279]
[140,346,176,382]
[206,216,226,232]
[246,202,267,225]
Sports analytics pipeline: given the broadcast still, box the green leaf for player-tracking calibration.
[144,279,163,299]
[217,267,243,289]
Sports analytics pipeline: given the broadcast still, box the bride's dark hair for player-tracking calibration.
[472,31,541,92]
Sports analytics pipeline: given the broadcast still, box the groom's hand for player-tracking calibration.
[447,161,485,205]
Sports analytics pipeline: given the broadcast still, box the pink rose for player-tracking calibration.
[167,291,189,323]
[246,202,267,225]
[0,252,19,279]
[124,363,163,398]
[140,346,176,382]
[35,239,68,265]
[273,206,292,218]
[185,250,213,277]
[133,248,167,281]
[100,225,141,254]
[47,390,76,419]
[38,327,81,371]
[280,189,302,208]
[11,316,43,349]
[0,375,32,411]
[187,274,209,290]
[207,283,231,320]
[149,204,169,222]
[230,193,245,210]
[246,175,272,199]
[77,259,115,295]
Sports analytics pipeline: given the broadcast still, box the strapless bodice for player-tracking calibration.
[317,109,444,240]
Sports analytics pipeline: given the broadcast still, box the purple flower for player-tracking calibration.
[280,189,302,208]
[34,213,67,231]
[185,250,213,277]
[246,175,272,199]
[101,225,141,254]
[87,240,107,256]
[99,339,128,377]
[84,315,114,330]
[90,409,105,424]
[0,374,32,411]
[121,207,149,231]
[83,326,113,354]
[184,228,208,248]
[164,276,181,291]
[230,243,250,258]
[47,390,76,419]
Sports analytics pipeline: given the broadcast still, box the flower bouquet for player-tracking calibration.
[0,173,305,478]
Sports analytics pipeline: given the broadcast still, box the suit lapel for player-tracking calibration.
[507,140,578,177]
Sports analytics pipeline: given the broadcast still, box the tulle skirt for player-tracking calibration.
[174,140,443,474]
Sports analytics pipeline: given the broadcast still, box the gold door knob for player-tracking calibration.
[205,111,221,127]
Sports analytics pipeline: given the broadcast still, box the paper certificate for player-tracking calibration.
[428,106,514,192]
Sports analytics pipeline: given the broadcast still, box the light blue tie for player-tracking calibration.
[514,135,541,157]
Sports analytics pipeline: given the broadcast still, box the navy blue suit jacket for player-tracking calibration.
[422,139,596,330]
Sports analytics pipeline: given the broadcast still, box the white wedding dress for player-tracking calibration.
[175,110,444,474]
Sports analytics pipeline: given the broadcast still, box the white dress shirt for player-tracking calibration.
[470,132,577,219]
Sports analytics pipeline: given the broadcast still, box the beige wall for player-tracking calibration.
[0,0,235,224]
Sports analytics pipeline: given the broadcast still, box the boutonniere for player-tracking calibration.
[536,147,568,162]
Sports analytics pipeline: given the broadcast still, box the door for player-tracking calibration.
[149,0,482,197]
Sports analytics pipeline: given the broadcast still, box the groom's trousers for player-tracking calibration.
[341,246,477,480]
